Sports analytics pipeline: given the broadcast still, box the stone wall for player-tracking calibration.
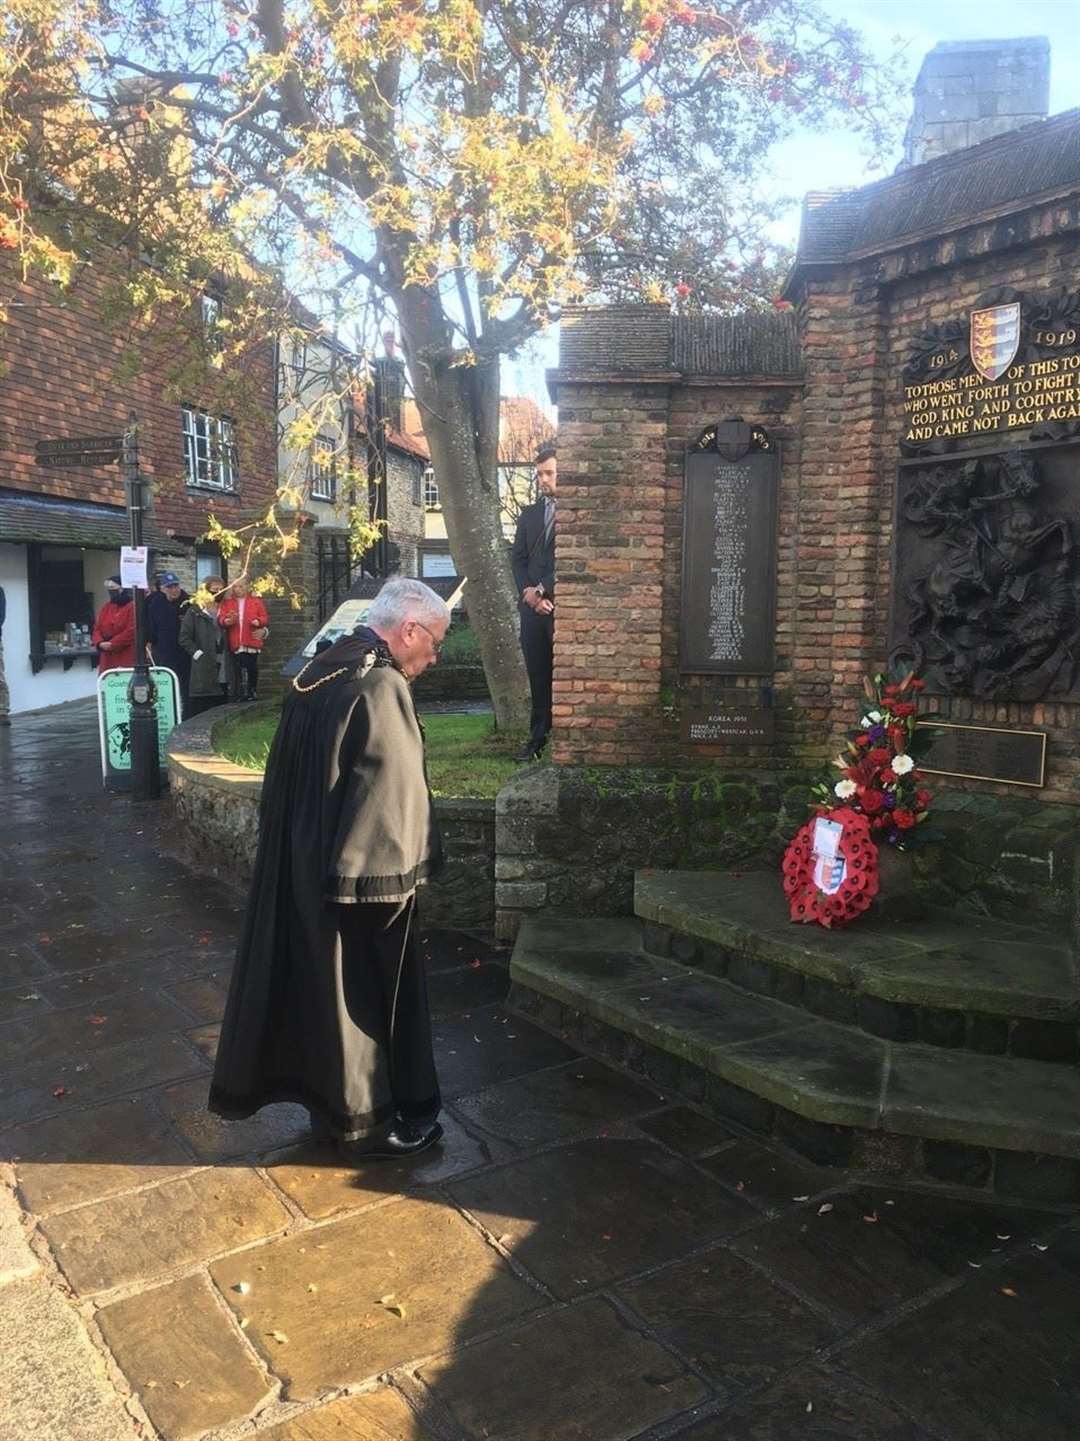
[166,707,495,927]
[494,764,809,941]
[902,39,1050,167]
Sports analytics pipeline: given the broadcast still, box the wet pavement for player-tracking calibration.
[2,701,1080,1440]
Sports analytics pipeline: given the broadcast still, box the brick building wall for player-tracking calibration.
[0,259,277,546]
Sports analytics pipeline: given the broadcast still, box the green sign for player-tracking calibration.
[96,668,181,784]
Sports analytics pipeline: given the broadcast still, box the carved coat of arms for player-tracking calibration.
[970,302,1020,382]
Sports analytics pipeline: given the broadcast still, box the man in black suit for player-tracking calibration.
[511,445,557,761]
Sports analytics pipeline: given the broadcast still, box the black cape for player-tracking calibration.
[208,628,443,1136]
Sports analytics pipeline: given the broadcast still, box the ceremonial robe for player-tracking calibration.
[209,628,443,1140]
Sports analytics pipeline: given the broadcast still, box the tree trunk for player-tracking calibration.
[396,290,530,731]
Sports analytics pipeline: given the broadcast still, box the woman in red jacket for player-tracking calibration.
[91,576,136,674]
[217,577,269,701]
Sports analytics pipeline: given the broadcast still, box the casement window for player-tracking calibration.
[309,435,337,501]
[182,406,238,491]
[423,465,439,509]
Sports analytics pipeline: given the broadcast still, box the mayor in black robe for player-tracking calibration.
[209,578,450,1151]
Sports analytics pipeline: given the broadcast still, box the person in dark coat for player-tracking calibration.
[147,571,191,707]
[510,445,557,761]
[179,576,229,717]
[92,577,136,674]
[209,576,450,1158]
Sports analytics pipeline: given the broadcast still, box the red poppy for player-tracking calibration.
[894,809,916,829]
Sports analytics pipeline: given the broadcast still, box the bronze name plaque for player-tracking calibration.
[915,721,1046,788]
[680,706,775,745]
[680,439,779,674]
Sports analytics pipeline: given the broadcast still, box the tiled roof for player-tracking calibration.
[0,490,187,554]
[671,313,802,377]
[792,107,1080,272]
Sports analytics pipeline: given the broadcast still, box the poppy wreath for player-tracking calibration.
[781,806,880,929]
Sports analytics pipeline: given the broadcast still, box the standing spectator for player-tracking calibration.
[180,576,229,717]
[510,445,557,760]
[218,577,269,701]
[0,582,9,726]
[147,571,191,709]
[92,577,136,673]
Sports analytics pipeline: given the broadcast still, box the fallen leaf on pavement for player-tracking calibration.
[1000,1287,1018,1298]
[52,1086,68,1099]
[817,1203,834,1215]
[87,1015,107,1026]
[863,1212,879,1223]
[269,1330,290,1344]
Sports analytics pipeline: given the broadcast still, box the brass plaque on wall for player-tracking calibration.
[680,706,775,745]
[680,440,779,674]
[915,721,1046,787]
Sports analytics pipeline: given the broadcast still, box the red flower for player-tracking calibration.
[880,768,896,784]
[910,678,926,691]
[916,789,932,808]
[872,814,890,829]
[855,734,871,747]
[674,282,691,298]
[894,809,916,829]
[868,747,891,767]
[860,789,884,814]
[888,725,906,748]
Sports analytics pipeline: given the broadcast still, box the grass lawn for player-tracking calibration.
[213,704,523,799]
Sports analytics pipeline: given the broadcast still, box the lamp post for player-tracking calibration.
[122,412,160,800]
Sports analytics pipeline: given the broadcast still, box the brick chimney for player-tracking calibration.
[902,37,1050,168]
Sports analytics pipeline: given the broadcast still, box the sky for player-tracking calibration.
[508,0,1080,411]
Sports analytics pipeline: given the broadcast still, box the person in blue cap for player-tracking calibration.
[147,571,191,711]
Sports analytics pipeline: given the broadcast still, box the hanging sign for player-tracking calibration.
[96,667,181,789]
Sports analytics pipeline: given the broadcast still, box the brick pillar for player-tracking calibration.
[794,272,890,751]
[553,380,671,764]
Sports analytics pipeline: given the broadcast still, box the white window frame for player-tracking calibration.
[182,406,238,492]
[309,434,337,501]
[423,465,439,509]
[200,293,221,330]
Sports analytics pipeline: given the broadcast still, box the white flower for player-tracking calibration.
[860,710,882,728]
[834,779,857,799]
[891,753,914,775]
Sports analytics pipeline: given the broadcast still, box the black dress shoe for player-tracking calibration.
[353,1120,444,1160]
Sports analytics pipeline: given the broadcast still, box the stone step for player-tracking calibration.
[508,915,1080,1204]
[635,869,1080,1064]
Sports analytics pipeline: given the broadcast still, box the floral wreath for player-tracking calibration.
[782,806,879,928]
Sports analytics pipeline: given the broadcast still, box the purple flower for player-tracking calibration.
[887,830,899,844]
[868,725,886,742]
[883,793,896,809]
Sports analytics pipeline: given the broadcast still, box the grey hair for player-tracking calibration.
[366,576,450,632]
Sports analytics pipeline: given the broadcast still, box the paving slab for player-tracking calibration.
[698,1139,840,1210]
[0,1276,141,1441]
[717,1022,886,1127]
[617,1249,837,1400]
[452,1057,662,1149]
[0,940,48,985]
[186,1023,220,1062]
[0,1032,210,1131]
[164,975,230,1024]
[0,989,191,1072]
[10,1095,193,1213]
[0,1185,37,1285]
[210,1195,541,1400]
[42,1165,290,1295]
[426,963,510,1015]
[731,1187,1048,1327]
[258,1388,431,1439]
[0,981,52,1023]
[845,1231,1080,1441]
[97,1271,273,1440]
[636,1105,734,1158]
[418,1294,706,1441]
[431,1005,579,1097]
[268,1114,498,1221]
[449,1138,756,1300]
[682,1365,935,1440]
[157,1075,312,1160]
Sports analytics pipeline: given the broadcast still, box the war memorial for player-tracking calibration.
[498,40,1080,1203]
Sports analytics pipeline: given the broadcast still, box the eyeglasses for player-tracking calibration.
[412,621,444,655]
